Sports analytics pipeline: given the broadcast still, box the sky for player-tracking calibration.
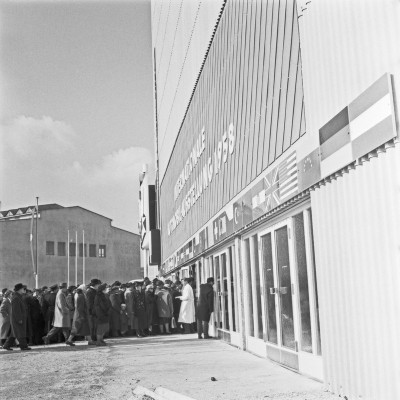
[0,0,155,233]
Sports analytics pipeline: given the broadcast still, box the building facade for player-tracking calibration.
[0,204,142,288]
[151,0,400,399]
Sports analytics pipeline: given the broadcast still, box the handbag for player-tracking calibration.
[171,316,177,329]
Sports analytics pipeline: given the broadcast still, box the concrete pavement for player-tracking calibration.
[0,333,340,400]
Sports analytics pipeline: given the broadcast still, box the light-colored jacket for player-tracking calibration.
[178,284,196,323]
[0,298,11,339]
[53,290,71,328]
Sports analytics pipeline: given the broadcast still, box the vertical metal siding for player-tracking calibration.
[159,0,305,259]
[311,145,400,400]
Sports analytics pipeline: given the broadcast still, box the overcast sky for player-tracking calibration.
[0,0,155,233]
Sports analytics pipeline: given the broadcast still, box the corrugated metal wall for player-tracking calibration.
[151,0,225,180]
[159,0,306,258]
[311,145,400,400]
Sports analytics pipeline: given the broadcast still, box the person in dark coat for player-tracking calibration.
[172,281,182,333]
[109,286,122,337]
[124,283,135,334]
[86,278,101,341]
[132,282,147,337]
[0,290,12,346]
[26,290,45,345]
[66,285,93,345]
[42,284,58,334]
[196,277,215,339]
[66,286,76,328]
[144,285,155,335]
[2,283,31,351]
[94,283,111,346]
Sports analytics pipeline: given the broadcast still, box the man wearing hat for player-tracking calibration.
[2,283,31,351]
[42,284,58,335]
[86,278,101,342]
[42,283,74,346]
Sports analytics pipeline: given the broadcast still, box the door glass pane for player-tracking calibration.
[294,213,312,353]
[229,247,237,332]
[252,236,263,339]
[276,226,295,349]
[261,233,278,344]
[221,253,229,330]
[215,256,222,329]
[309,210,322,355]
[244,239,254,337]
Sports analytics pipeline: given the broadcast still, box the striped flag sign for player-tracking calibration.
[278,152,298,202]
[319,73,396,178]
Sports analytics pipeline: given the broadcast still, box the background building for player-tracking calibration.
[0,203,141,288]
[151,0,400,399]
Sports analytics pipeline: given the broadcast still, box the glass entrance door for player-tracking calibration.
[212,246,237,333]
[258,212,322,378]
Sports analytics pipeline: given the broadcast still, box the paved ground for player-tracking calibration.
[0,334,340,400]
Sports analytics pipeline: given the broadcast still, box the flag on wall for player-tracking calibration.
[349,73,396,159]
[298,148,321,192]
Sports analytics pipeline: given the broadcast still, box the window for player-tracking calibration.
[79,243,87,257]
[98,245,106,258]
[89,244,96,257]
[58,242,66,256]
[69,242,76,257]
[46,241,55,255]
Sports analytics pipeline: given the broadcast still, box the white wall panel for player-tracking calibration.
[311,144,400,400]
[297,0,400,157]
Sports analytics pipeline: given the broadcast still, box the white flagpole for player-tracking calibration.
[67,230,70,286]
[82,230,85,284]
[75,231,78,286]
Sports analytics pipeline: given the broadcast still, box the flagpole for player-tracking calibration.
[67,230,70,286]
[35,197,39,288]
[82,230,85,284]
[75,231,78,286]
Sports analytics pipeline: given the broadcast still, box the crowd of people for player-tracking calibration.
[0,276,215,351]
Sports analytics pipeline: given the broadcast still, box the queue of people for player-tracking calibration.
[0,276,215,351]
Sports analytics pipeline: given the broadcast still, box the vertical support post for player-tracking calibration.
[75,231,78,286]
[83,230,85,284]
[67,230,70,286]
[35,197,39,288]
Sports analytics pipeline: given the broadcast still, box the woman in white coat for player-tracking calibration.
[177,278,195,333]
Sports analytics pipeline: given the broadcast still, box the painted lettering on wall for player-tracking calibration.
[168,123,235,236]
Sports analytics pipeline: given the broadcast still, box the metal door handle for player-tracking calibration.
[269,288,277,295]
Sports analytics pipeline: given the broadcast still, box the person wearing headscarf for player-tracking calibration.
[0,290,12,347]
[144,285,155,335]
[124,283,135,335]
[132,281,147,337]
[177,278,196,333]
[156,281,173,334]
[2,283,31,351]
[109,286,122,337]
[42,283,74,346]
[66,284,93,345]
[94,283,111,346]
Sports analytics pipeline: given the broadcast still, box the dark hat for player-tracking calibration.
[156,281,164,288]
[98,283,107,292]
[14,283,26,292]
[50,284,58,291]
[90,278,102,286]
[112,281,121,287]
[67,285,77,292]
[120,283,127,289]
[41,286,48,291]
[2,288,8,294]
[59,282,67,289]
